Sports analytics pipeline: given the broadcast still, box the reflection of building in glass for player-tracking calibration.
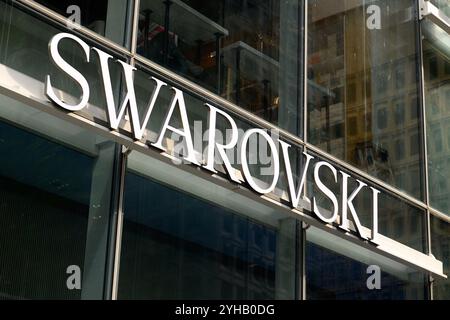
[423,37,450,214]
[307,0,426,255]
[308,1,422,199]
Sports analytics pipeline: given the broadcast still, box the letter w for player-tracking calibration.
[93,48,167,140]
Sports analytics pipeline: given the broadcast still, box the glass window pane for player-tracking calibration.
[31,0,131,46]
[0,93,116,299]
[117,150,298,299]
[422,20,450,215]
[306,227,428,300]
[307,0,424,200]
[136,0,303,135]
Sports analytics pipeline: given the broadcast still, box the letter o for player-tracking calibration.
[240,129,279,194]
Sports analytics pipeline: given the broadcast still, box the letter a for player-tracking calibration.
[366,265,381,290]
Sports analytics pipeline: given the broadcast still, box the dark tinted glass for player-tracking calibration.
[118,170,297,299]
[0,96,116,299]
[306,238,427,300]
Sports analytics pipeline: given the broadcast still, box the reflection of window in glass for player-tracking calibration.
[429,56,438,80]
[395,63,405,90]
[395,140,405,160]
[378,142,390,163]
[410,168,421,196]
[396,172,406,189]
[410,217,418,235]
[331,123,344,139]
[376,66,389,94]
[410,133,419,155]
[377,108,388,130]
[432,127,443,153]
[410,97,419,120]
[439,175,447,190]
[430,94,440,115]
[394,101,405,126]
[332,87,344,104]
[422,24,450,214]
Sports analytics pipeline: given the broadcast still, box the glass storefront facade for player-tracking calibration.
[0,0,448,300]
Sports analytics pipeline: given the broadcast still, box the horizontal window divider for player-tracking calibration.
[429,208,450,224]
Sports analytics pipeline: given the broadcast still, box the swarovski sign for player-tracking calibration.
[46,32,382,245]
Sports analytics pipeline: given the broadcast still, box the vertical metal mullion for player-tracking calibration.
[303,0,309,144]
[110,148,130,300]
[296,221,307,300]
[416,0,433,300]
[130,0,141,56]
[107,0,140,299]
[123,0,137,51]
[162,0,173,66]
[105,0,139,301]
[214,33,223,95]
[103,145,126,300]
[300,0,308,301]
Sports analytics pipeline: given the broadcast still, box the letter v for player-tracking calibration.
[93,48,167,140]
[279,141,314,208]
